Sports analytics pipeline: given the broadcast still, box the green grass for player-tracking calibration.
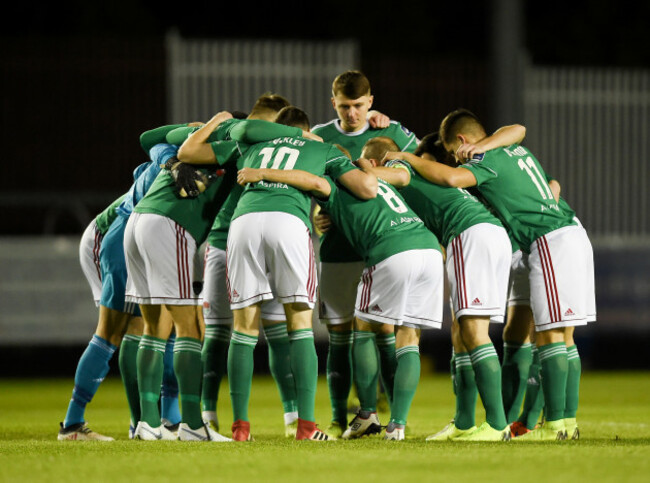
[1,371,649,482]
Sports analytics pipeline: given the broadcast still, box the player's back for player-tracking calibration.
[387,160,503,247]
[462,144,576,251]
[321,177,439,267]
[233,136,349,231]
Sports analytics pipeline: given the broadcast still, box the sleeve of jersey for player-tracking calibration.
[324,148,357,179]
[165,122,232,146]
[148,143,179,166]
[390,123,419,153]
[460,158,497,186]
[385,159,414,176]
[210,140,244,165]
[140,124,188,153]
[229,119,302,144]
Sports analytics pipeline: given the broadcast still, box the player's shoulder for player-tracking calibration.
[373,120,415,137]
[311,119,338,133]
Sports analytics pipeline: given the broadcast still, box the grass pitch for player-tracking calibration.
[1,371,649,482]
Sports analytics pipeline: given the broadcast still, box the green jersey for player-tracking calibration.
[231,136,357,231]
[386,160,503,247]
[95,194,127,234]
[312,119,419,263]
[461,144,577,253]
[319,177,440,267]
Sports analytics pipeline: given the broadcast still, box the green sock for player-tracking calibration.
[201,325,231,412]
[376,333,397,404]
[137,335,166,427]
[454,352,478,430]
[469,343,507,431]
[288,329,318,422]
[119,334,141,426]
[565,345,581,419]
[389,346,420,426]
[228,331,258,422]
[264,323,297,414]
[352,330,379,412]
[501,341,533,423]
[173,337,203,429]
[327,331,353,425]
[538,342,568,422]
[518,347,545,429]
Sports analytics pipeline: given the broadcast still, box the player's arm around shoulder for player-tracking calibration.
[382,151,476,188]
[237,167,331,199]
[178,111,234,164]
[358,158,411,189]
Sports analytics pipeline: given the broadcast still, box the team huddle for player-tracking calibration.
[59,70,595,442]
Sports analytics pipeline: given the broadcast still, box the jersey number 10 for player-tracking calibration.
[259,147,299,170]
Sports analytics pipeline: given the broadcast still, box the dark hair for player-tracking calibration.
[414,132,455,166]
[275,106,310,131]
[332,70,371,99]
[230,110,249,120]
[438,108,484,146]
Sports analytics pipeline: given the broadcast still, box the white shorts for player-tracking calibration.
[124,212,201,306]
[79,219,103,307]
[445,223,510,323]
[528,225,594,331]
[354,249,444,329]
[202,245,285,324]
[318,261,365,325]
[574,218,596,322]
[226,212,317,310]
[507,249,531,307]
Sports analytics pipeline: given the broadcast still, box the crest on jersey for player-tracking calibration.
[400,125,412,135]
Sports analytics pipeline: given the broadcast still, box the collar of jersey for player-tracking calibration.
[334,120,370,136]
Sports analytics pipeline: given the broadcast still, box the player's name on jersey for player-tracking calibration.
[390,216,423,226]
[504,145,527,157]
[271,137,306,147]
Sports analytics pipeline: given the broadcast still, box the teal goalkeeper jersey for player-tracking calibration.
[312,119,419,263]
[461,144,577,253]
[386,159,503,247]
[95,194,127,234]
[320,177,440,267]
[231,136,357,231]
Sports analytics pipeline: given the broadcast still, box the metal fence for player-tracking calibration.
[523,65,650,240]
[166,31,359,125]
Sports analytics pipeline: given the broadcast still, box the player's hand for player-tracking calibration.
[313,212,332,234]
[356,158,374,171]
[381,151,401,165]
[164,157,210,198]
[456,143,483,161]
[208,111,234,126]
[237,167,263,185]
[302,131,323,142]
[367,110,390,129]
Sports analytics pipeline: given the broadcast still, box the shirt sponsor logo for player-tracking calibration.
[259,180,289,189]
[370,304,383,313]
